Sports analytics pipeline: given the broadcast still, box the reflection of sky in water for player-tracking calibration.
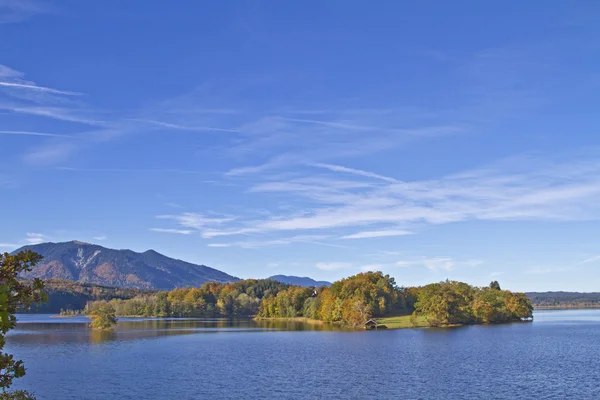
[533,309,600,322]
[6,309,600,399]
[10,309,600,346]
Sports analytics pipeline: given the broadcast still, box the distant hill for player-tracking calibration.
[13,241,238,290]
[268,275,331,287]
[526,291,600,308]
[26,279,156,313]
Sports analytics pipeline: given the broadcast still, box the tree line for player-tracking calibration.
[85,279,291,318]
[84,273,533,328]
[258,271,410,326]
[85,272,406,326]
[526,291,600,308]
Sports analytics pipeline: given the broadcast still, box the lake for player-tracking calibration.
[7,309,600,399]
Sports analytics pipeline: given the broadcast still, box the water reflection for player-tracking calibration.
[8,310,600,400]
[10,315,350,344]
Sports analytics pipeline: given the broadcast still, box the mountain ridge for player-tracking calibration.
[13,241,238,290]
[268,274,331,287]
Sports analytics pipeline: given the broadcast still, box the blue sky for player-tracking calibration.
[2,1,600,291]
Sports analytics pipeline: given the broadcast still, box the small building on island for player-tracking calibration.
[364,319,378,330]
[364,319,388,330]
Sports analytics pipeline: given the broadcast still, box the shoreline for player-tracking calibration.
[256,315,534,331]
[533,306,600,310]
[37,313,535,331]
[253,317,326,325]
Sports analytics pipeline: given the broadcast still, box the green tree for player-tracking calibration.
[414,281,475,326]
[473,288,510,323]
[302,297,319,319]
[88,302,117,330]
[0,390,37,399]
[489,281,501,290]
[316,271,406,325]
[154,292,170,317]
[0,251,47,397]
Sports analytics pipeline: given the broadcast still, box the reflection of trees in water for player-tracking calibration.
[253,319,349,332]
[89,329,115,344]
[9,318,349,345]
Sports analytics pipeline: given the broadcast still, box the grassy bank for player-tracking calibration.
[255,315,431,330]
[376,315,430,329]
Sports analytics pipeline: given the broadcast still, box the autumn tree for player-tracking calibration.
[0,251,47,398]
[414,281,475,326]
[316,272,406,325]
[414,281,533,326]
[88,302,117,330]
[472,288,510,323]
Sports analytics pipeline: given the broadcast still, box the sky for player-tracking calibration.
[2,1,600,291]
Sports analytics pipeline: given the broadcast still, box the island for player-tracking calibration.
[47,272,532,330]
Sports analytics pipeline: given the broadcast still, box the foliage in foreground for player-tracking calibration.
[0,251,47,396]
[0,390,36,399]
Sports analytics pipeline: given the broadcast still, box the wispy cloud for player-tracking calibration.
[24,232,48,245]
[23,143,78,166]
[0,130,73,138]
[257,156,600,230]
[93,235,107,241]
[0,0,50,24]
[225,154,298,176]
[201,228,259,239]
[150,228,194,235]
[156,154,600,248]
[3,106,105,126]
[316,262,352,271]
[222,104,462,173]
[207,235,349,249]
[359,264,385,271]
[127,118,239,133]
[0,243,18,249]
[341,229,413,239]
[157,213,234,230]
[581,255,600,264]
[310,163,399,183]
[3,64,461,173]
[396,257,483,272]
[0,64,81,109]
[0,81,81,96]
[0,65,22,78]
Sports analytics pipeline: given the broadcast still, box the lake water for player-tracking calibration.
[7,309,600,399]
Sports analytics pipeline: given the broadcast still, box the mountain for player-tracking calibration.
[13,241,238,290]
[268,275,331,287]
